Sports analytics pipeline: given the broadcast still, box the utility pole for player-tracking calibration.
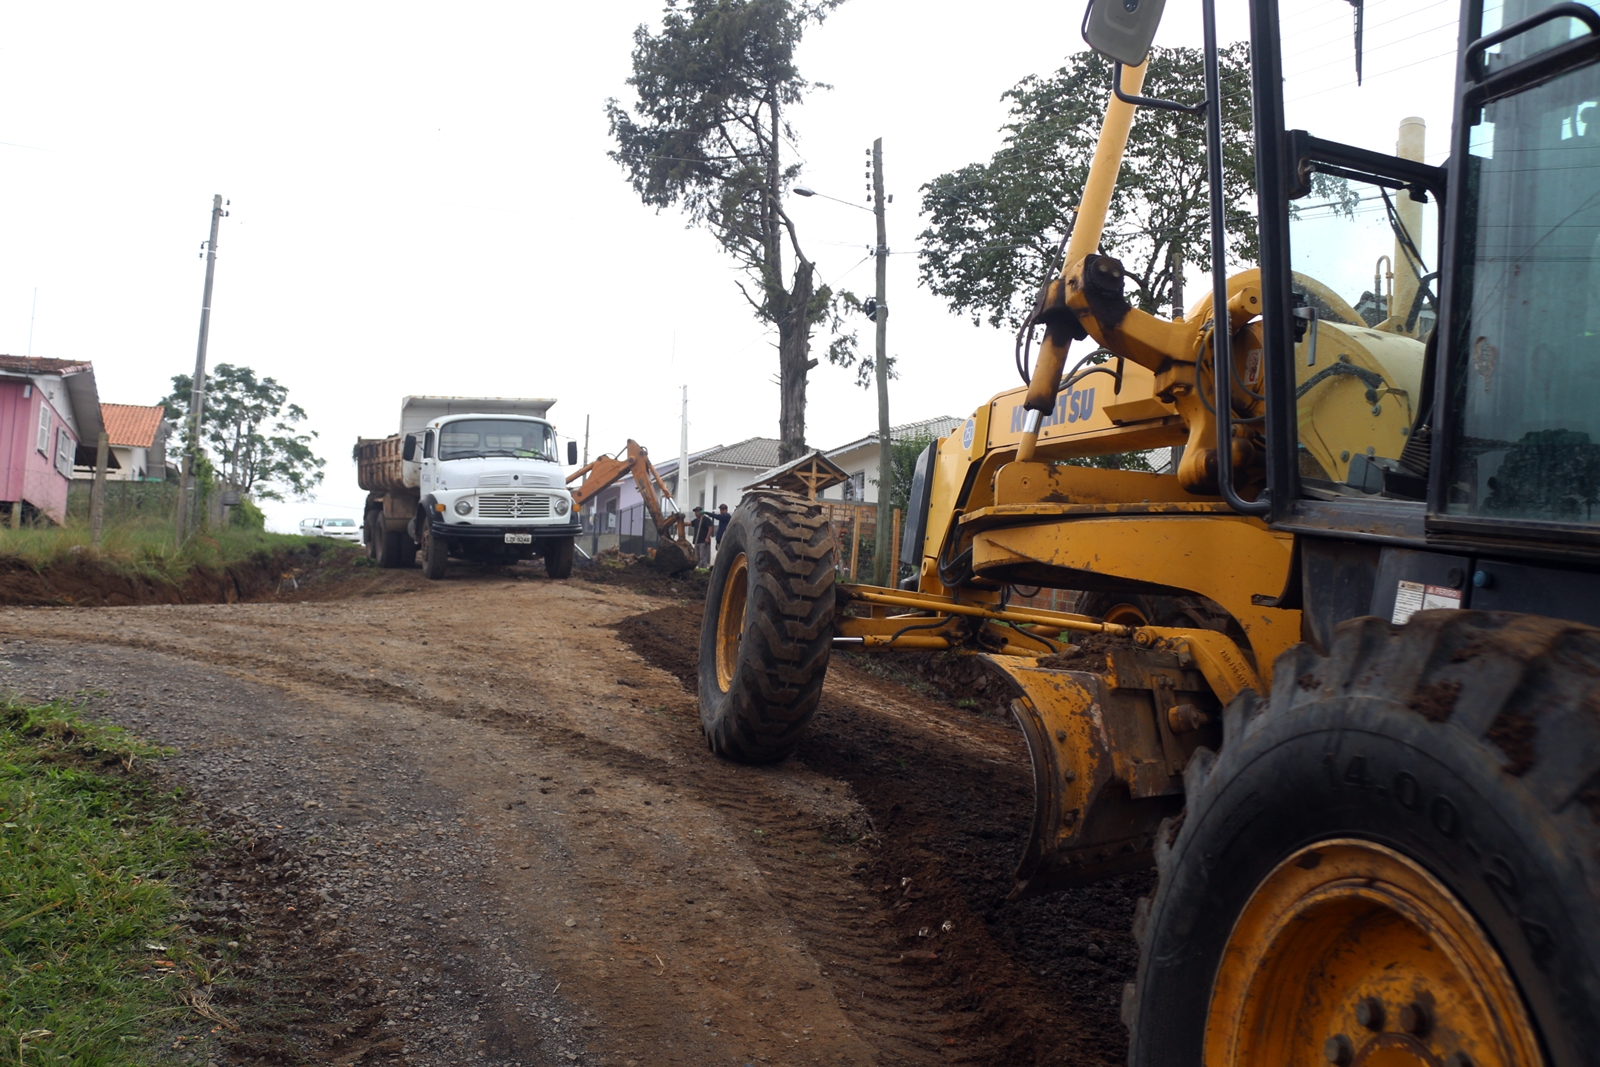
[176,194,227,544]
[583,415,591,466]
[870,138,892,586]
[677,385,689,504]
[1171,245,1185,319]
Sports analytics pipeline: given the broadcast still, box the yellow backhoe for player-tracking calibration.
[567,439,696,573]
[700,0,1600,1061]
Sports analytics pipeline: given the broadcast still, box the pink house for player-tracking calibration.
[0,355,104,525]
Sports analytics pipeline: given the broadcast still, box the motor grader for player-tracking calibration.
[702,0,1600,1058]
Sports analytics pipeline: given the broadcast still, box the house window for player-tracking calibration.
[605,500,617,532]
[712,484,718,508]
[36,406,50,454]
[55,428,73,479]
[843,472,865,501]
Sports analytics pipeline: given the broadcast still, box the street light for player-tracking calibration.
[791,185,873,211]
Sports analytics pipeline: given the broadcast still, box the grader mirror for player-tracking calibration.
[1082,0,1166,66]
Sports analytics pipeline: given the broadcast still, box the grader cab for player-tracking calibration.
[701,0,1600,1061]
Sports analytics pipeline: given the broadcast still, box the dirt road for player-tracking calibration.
[0,567,1142,1066]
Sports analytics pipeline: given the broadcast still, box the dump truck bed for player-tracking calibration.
[354,435,406,493]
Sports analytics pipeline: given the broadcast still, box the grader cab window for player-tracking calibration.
[1444,7,1600,526]
[1276,0,1458,500]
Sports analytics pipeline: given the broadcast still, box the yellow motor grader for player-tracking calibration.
[701,0,1600,1062]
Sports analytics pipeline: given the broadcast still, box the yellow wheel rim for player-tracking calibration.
[1206,839,1542,1067]
[1100,602,1149,627]
[714,552,749,693]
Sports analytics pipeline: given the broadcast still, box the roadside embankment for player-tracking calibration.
[0,521,370,607]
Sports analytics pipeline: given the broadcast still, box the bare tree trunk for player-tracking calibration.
[776,262,814,463]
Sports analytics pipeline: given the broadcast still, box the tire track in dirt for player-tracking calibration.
[613,604,1145,1067]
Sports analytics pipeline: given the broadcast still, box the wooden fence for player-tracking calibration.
[819,501,902,583]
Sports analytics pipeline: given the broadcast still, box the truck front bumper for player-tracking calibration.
[429,520,581,541]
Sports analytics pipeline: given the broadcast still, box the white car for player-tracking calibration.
[300,517,362,543]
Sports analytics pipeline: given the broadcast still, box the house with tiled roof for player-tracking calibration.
[74,403,173,483]
[0,355,104,524]
[815,416,963,504]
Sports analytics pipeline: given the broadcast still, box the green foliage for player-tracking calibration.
[918,45,1256,329]
[605,0,862,450]
[0,696,205,1064]
[0,513,321,583]
[231,496,266,531]
[163,363,325,501]
[884,433,936,514]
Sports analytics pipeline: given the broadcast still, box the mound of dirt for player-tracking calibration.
[576,550,708,601]
[611,600,1148,1065]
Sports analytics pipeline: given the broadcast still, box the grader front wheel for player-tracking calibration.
[1127,612,1600,1067]
[697,491,836,764]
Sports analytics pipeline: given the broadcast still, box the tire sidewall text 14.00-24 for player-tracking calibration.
[1127,612,1600,1067]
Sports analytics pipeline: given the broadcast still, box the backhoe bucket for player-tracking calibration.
[652,539,696,575]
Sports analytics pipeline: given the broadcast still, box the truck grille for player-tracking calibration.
[476,492,551,520]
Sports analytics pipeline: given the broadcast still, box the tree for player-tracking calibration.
[606,0,864,462]
[162,363,325,500]
[918,45,1256,330]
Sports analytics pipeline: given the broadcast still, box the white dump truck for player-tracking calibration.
[354,396,580,580]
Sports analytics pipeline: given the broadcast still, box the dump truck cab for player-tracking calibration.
[403,411,579,579]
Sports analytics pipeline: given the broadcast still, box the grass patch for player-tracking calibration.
[0,514,332,584]
[0,695,206,1065]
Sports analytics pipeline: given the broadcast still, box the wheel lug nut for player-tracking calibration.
[1324,1033,1354,1065]
[1400,1001,1432,1036]
[1354,996,1386,1031]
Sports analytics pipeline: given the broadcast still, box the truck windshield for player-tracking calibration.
[437,420,557,461]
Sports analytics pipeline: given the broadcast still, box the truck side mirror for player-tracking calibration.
[1083,0,1166,66]
[567,440,578,465]
[402,435,417,461]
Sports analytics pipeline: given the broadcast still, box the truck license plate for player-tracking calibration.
[504,533,533,544]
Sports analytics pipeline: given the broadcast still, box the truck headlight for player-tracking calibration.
[554,496,570,516]
[454,498,473,516]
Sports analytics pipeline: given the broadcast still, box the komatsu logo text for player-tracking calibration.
[1010,387,1097,433]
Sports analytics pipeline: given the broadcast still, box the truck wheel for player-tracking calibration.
[544,536,575,579]
[697,491,835,764]
[1126,612,1600,1067]
[420,524,448,580]
[364,511,380,559]
[378,529,413,569]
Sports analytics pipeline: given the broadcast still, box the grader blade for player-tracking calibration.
[985,645,1222,897]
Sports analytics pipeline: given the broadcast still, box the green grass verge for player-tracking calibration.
[0,515,327,584]
[0,696,206,1065]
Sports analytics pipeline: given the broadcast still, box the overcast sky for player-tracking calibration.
[1,0,1458,531]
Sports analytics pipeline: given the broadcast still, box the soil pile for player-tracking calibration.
[577,550,709,601]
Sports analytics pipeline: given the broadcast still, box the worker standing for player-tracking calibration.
[692,507,714,569]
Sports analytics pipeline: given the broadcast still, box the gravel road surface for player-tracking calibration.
[0,566,1142,1066]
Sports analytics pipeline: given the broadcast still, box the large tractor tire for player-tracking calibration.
[1126,611,1600,1067]
[419,523,448,580]
[697,491,836,764]
[543,536,575,579]
[377,528,413,569]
